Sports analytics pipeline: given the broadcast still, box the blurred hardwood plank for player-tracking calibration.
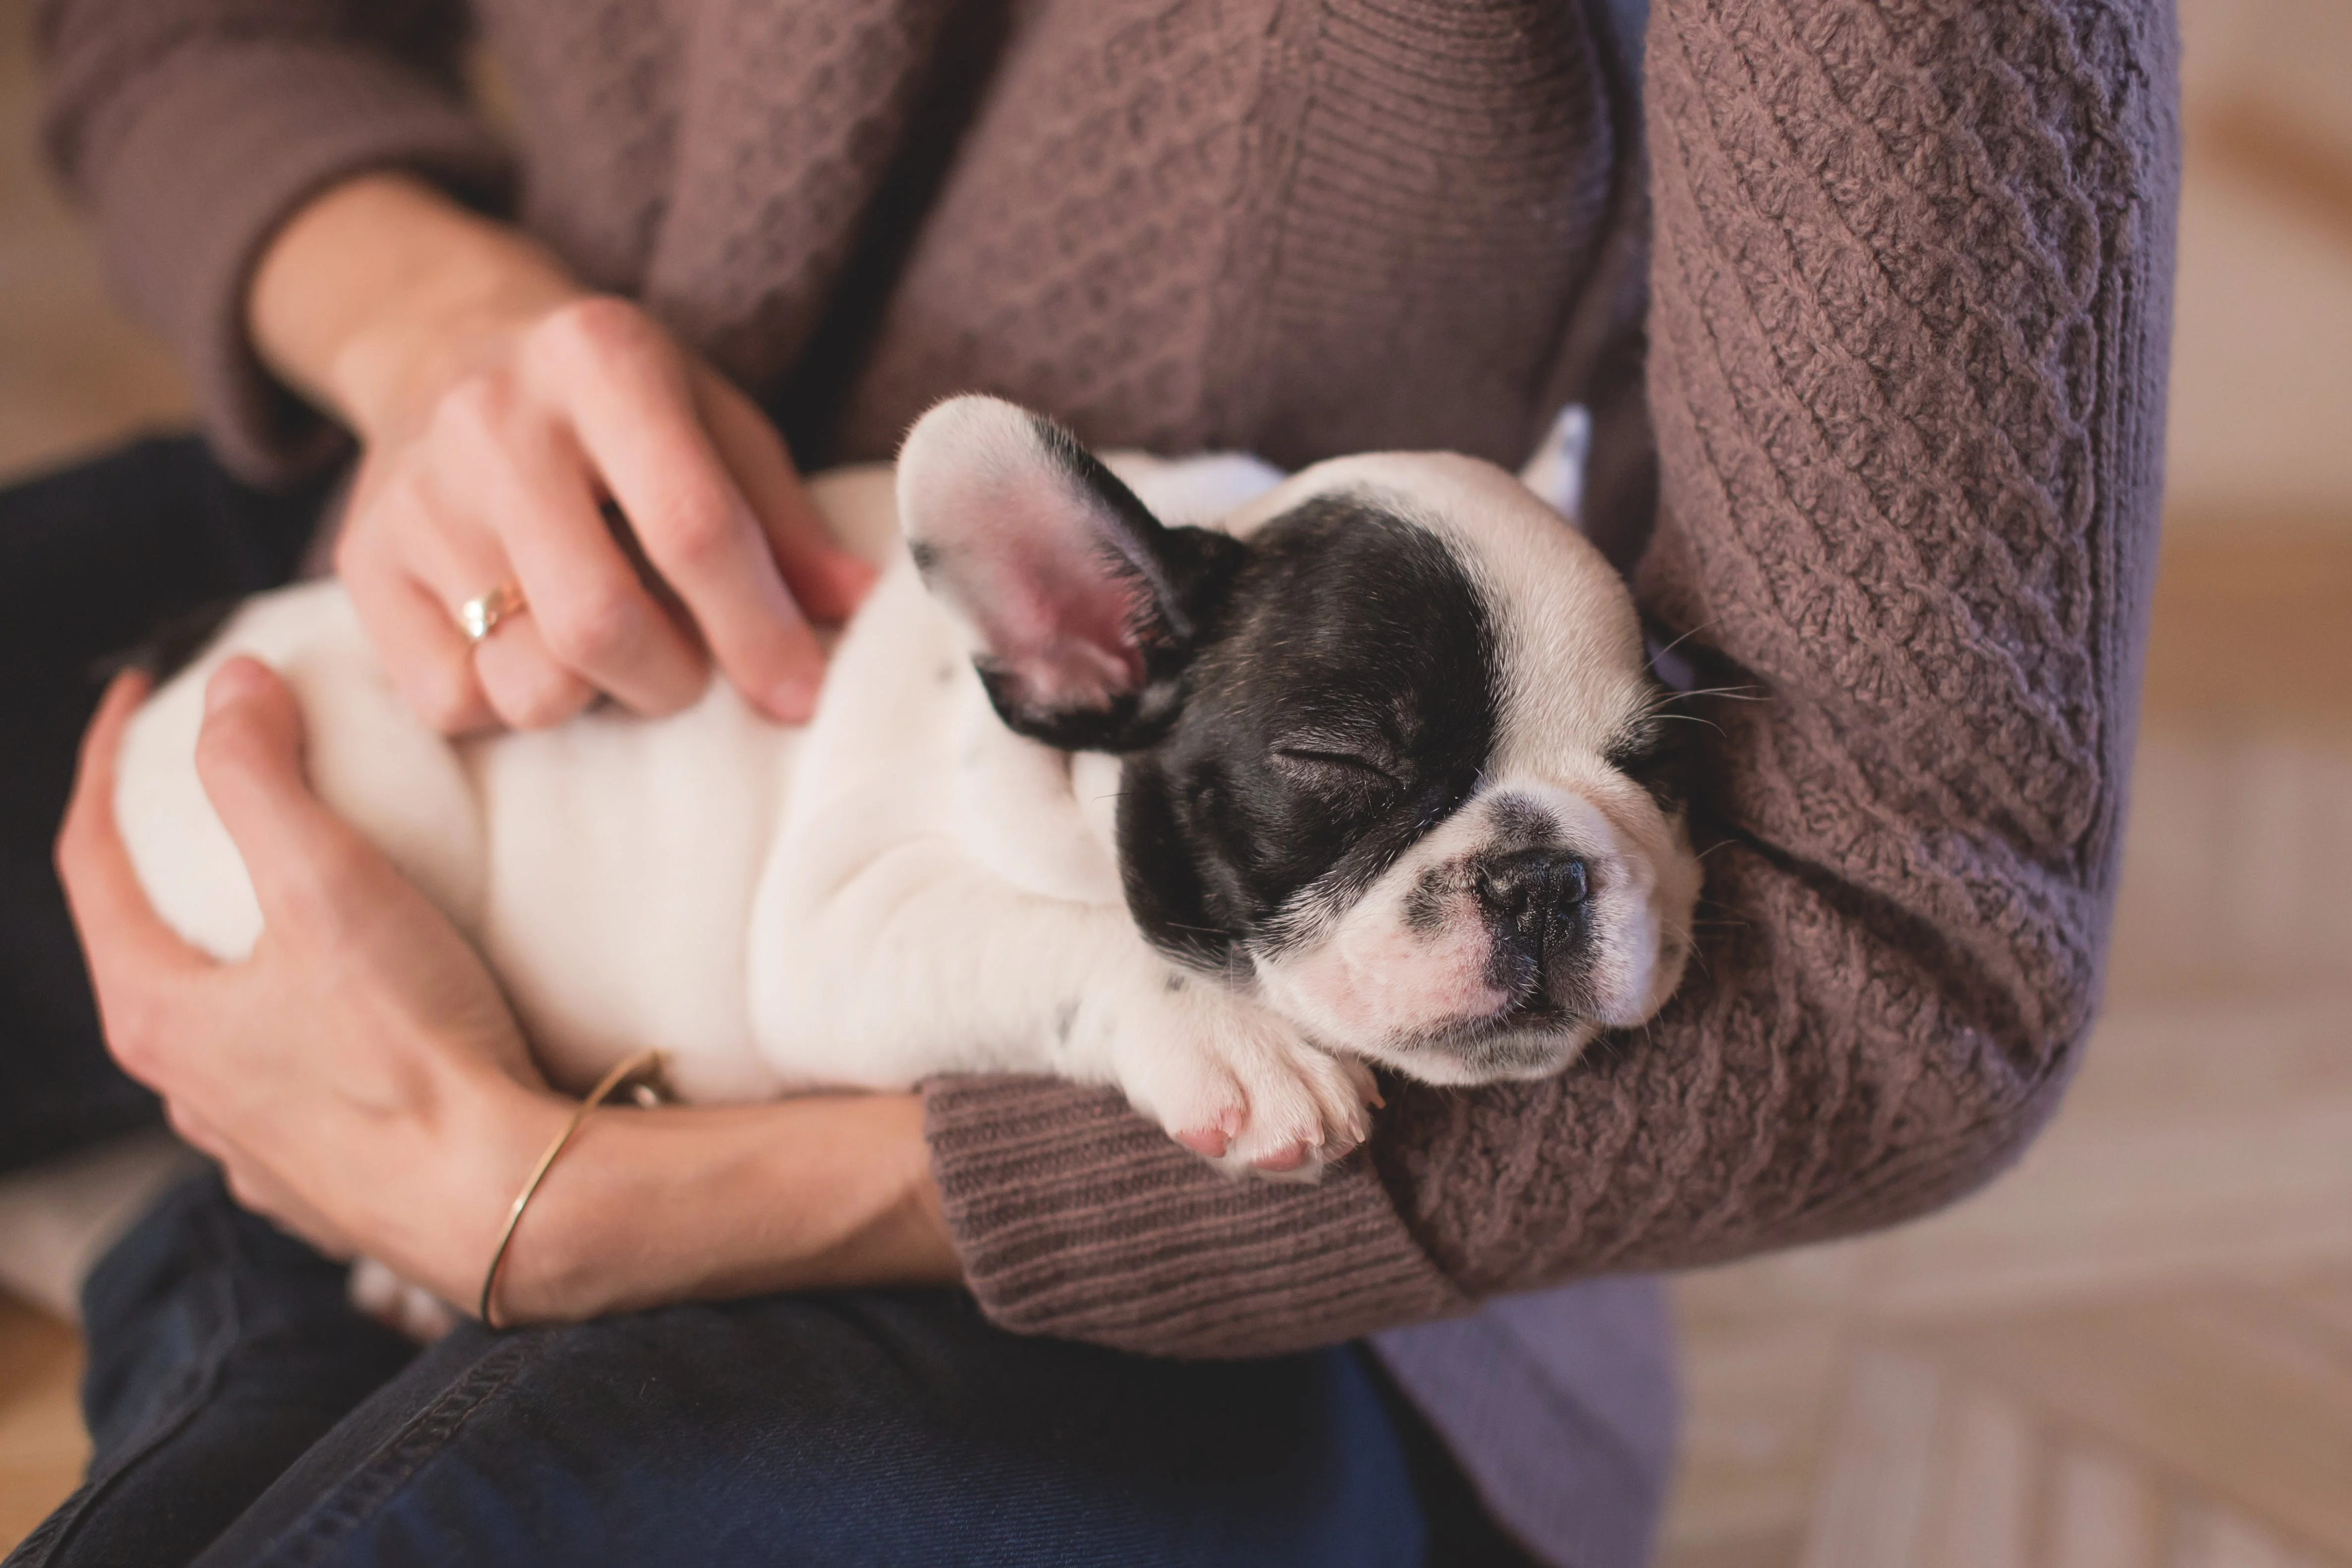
[2182,0,2352,171]
[2139,529,2352,724]
[1801,1283,2352,1567]
[2284,1279,2352,1345]
[1797,1351,1945,1568]
[0,1297,85,1552]
[2045,1446,2166,1568]
[1911,1289,2352,1558]
[2173,1510,2333,1568]
[1918,1391,2034,1568]
[2196,94,2352,256]
[1658,1532,1803,1568]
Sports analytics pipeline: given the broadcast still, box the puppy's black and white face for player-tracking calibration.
[898,397,1701,1085]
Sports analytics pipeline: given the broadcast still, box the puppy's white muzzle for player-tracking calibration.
[1248,780,1687,1082]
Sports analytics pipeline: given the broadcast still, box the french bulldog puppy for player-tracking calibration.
[114,397,1702,1194]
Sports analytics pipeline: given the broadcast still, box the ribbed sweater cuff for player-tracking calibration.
[82,40,513,485]
[923,1076,1469,1359]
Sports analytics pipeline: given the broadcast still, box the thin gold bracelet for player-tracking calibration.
[478,1047,665,1330]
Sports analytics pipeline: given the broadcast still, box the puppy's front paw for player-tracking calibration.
[1109,983,1380,1182]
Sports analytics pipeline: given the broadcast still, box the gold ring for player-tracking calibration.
[456,581,527,645]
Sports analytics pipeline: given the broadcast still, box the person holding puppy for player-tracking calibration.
[3,0,2178,1564]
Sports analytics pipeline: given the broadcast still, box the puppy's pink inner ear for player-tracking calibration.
[978,532,1152,711]
[931,469,1160,713]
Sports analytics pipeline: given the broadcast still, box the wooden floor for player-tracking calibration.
[1802,1280,2352,1568]
[3,0,2350,1559]
[0,1303,79,1551]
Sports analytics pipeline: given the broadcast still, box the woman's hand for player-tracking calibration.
[251,172,874,734]
[57,663,560,1301]
[57,662,959,1318]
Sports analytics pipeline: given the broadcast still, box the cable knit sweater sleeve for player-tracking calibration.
[924,0,2180,1358]
[36,0,510,483]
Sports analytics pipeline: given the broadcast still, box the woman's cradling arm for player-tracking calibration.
[920,0,2182,1356]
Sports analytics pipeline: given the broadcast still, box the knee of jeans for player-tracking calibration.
[78,1173,406,1455]
[317,1299,1427,1568]
[75,1176,240,1454]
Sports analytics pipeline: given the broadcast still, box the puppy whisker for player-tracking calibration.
[1647,711,1724,736]
[1662,915,1710,980]
[1646,617,1722,668]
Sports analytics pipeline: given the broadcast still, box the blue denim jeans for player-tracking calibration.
[0,437,331,1176]
[6,1174,1474,1568]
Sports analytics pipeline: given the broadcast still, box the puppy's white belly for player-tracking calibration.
[116,585,485,965]
[115,584,798,1105]
[469,686,795,1101]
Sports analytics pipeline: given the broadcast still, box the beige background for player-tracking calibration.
[3,0,2350,1561]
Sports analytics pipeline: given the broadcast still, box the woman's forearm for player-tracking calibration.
[485,1085,963,1324]
[248,170,584,442]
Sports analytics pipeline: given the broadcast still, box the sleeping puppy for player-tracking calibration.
[114,397,1702,1200]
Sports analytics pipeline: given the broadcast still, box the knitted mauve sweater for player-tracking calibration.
[39,0,2177,1359]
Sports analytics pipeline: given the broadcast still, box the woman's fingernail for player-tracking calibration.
[205,661,258,715]
[769,672,821,721]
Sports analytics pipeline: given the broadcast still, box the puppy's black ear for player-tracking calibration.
[896,396,1242,751]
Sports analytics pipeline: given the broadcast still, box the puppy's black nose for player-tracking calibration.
[1473,849,1589,964]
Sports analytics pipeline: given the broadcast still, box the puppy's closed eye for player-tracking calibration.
[1270,743,1403,796]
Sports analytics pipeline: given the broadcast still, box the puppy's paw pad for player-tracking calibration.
[1175,1124,1234,1159]
[1116,1046,1245,1162]
[1106,983,1378,1177]
[1251,1140,1313,1174]
[1219,1082,1336,1177]
[1214,1135,1328,1184]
